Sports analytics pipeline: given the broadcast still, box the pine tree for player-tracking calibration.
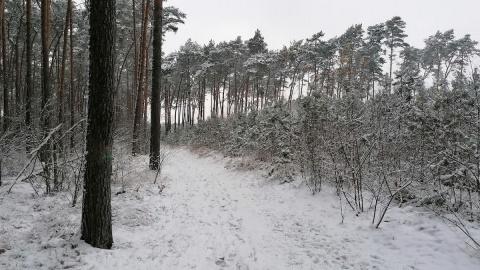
[423,30,456,92]
[149,0,163,170]
[337,24,364,95]
[247,29,268,55]
[1,0,7,131]
[384,16,408,91]
[81,0,116,249]
[25,0,33,152]
[365,23,386,98]
[452,34,479,90]
[40,0,52,193]
[132,0,151,156]
[394,45,423,101]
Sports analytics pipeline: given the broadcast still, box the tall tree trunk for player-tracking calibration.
[233,70,237,114]
[149,0,162,170]
[389,45,393,93]
[81,0,116,249]
[130,0,138,120]
[1,0,8,131]
[256,77,260,111]
[227,76,231,116]
[174,81,181,131]
[14,31,21,118]
[0,0,3,185]
[221,73,227,118]
[115,42,134,122]
[58,0,72,151]
[264,73,270,109]
[69,0,75,150]
[197,77,202,121]
[25,0,33,152]
[181,91,186,127]
[40,0,52,193]
[245,76,250,112]
[132,0,150,155]
[164,80,170,134]
[143,37,151,136]
[212,75,216,117]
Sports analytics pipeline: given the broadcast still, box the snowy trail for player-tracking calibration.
[1,146,480,269]
[84,147,480,270]
[156,148,358,269]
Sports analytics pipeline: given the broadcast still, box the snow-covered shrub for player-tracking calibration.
[297,94,331,194]
[225,112,258,156]
[193,116,229,149]
[251,101,296,182]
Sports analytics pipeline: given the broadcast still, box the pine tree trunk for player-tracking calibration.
[149,0,162,170]
[131,0,138,120]
[174,83,180,131]
[143,38,151,137]
[132,0,150,155]
[81,0,116,249]
[1,0,8,131]
[389,45,393,93]
[221,73,227,118]
[244,76,249,112]
[14,33,21,118]
[58,0,72,152]
[233,70,237,114]
[40,0,52,193]
[25,0,33,152]
[69,0,75,151]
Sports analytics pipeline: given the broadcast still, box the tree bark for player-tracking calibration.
[130,0,138,120]
[69,0,75,150]
[58,0,72,152]
[149,0,162,170]
[81,0,116,249]
[40,0,52,193]
[1,0,8,131]
[132,0,150,155]
[25,0,33,152]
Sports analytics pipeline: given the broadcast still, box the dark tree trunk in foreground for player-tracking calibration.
[149,0,163,170]
[0,0,5,186]
[81,0,116,249]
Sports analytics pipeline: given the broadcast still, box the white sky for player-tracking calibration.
[163,0,480,54]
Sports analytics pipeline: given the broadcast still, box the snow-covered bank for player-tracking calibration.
[1,147,479,269]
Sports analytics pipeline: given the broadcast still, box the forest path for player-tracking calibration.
[2,147,479,270]
[84,146,479,270]
[152,147,364,270]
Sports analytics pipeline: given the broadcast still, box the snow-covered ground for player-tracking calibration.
[1,146,480,269]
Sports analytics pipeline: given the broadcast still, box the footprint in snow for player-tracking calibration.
[215,257,227,267]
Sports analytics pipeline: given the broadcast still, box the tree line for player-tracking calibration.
[161,18,478,132]
[162,16,480,247]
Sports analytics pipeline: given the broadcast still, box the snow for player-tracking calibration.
[1,146,480,269]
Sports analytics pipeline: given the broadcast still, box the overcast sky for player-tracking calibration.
[163,0,480,54]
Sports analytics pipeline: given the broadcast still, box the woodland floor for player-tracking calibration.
[1,146,480,269]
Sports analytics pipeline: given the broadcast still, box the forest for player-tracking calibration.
[1,0,480,268]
